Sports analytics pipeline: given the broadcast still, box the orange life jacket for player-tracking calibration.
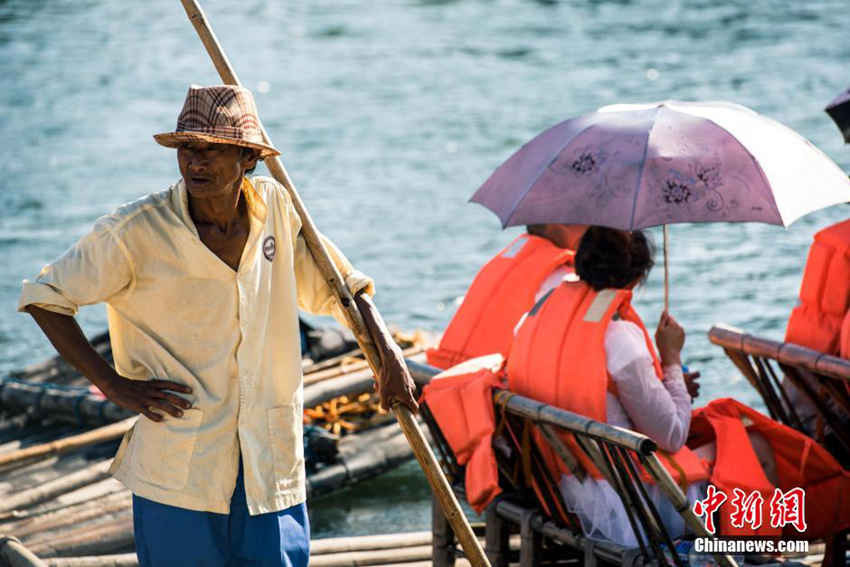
[786,219,850,356]
[506,281,709,488]
[841,310,850,359]
[689,398,850,540]
[420,366,504,514]
[427,234,574,369]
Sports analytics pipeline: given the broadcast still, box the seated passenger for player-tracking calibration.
[424,227,850,546]
[427,223,586,369]
[786,218,850,358]
[510,227,850,545]
[508,226,708,546]
[783,218,850,443]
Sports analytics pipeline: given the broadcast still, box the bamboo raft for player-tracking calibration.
[0,529,512,567]
[0,325,433,565]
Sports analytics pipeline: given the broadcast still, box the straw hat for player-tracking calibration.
[154,85,280,157]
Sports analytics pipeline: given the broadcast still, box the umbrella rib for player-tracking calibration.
[503,118,600,228]
[703,118,781,226]
[627,106,660,230]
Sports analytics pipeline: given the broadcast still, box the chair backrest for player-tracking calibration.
[708,324,850,464]
[408,359,736,567]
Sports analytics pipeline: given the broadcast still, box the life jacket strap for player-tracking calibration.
[660,452,689,491]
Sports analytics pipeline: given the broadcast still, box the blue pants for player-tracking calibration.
[132,463,309,566]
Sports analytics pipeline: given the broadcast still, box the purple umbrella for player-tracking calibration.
[826,87,850,143]
[471,101,850,308]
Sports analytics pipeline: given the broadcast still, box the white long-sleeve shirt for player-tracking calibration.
[604,320,691,453]
[18,176,371,515]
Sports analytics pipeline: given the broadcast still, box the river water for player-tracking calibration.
[1,0,848,537]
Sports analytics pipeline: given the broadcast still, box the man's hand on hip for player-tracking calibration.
[100,374,193,422]
[24,306,193,422]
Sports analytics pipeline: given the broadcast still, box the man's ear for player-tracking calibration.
[241,148,260,172]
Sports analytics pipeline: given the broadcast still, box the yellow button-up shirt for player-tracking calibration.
[18,176,372,515]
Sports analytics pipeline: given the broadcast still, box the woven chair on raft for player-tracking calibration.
[709,324,850,567]
[407,361,735,567]
[708,324,850,467]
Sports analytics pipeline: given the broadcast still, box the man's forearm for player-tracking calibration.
[24,305,192,421]
[24,305,118,390]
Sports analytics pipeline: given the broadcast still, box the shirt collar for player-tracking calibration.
[173,176,268,236]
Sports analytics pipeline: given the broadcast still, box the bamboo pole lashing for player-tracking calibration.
[176,4,488,564]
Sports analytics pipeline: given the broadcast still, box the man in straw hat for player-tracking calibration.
[18,85,411,566]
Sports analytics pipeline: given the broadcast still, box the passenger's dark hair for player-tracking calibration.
[574,226,654,291]
[525,224,547,237]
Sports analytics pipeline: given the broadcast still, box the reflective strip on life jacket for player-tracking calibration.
[786,219,850,355]
[506,280,707,486]
[427,234,574,369]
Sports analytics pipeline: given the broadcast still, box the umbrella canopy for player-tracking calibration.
[826,87,850,143]
[471,100,850,231]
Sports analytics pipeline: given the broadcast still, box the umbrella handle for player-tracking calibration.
[663,224,670,313]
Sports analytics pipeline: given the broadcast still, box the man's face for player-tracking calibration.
[177,142,257,199]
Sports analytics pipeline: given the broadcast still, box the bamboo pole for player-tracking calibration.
[46,556,137,567]
[21,504,131,548]
[28,515,134,558]
[0,536,47,567]
[6,492,131,539]
[302,348,364,375]
[304,345,424,386]
[307,425,412,499]
[303,352,426,409]
[176,3,488,564]
[311,531,431,555]
[492,390,656,454]
[0,418,133,469]
[0,460,113,516]
[0,378,133,426]
[643,455,738,567]
[0,477,123,526]
[309,545,433,567]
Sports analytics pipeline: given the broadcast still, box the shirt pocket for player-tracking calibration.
[129,408,203,490]
[267,403,304,490]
